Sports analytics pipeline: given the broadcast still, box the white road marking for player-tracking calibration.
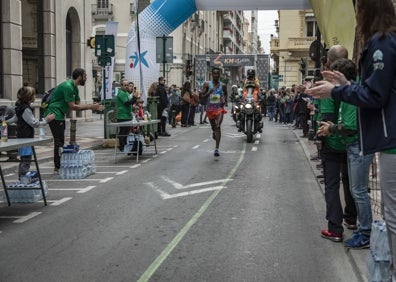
[160,176,232,190]
[254,140,260,145]
[49,188,82,191]
[115,170,128,175]
[142,159,151,163]
[47,178,110,182]
[14,212,42,223]
[77,185,96,193]
[50,197,72,206]
[130,164,141,168]
[192,145,200,149]
[160,151,167,154]
[256,134,261,138]
[252,147,258,152]
[203,139,210,143]
[158,186,227,199]
[0,215,21,219]
[99,177,113,183]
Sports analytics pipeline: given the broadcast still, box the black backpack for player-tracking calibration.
[41,87,55,110]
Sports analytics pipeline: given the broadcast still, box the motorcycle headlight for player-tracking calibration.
[245,104,252,109]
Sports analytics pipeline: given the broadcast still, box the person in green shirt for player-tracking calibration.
[317,58,374,249]
[45,68,104,174]
[316,45,357,243]
[116,78,139,152]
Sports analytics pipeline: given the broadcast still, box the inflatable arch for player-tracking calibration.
[124,0,312,98]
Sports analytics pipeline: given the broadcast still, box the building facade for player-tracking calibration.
[270,9,316,88]
[1,0,94,119]
[0,0,263,113]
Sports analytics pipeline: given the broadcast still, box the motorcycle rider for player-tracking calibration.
[239,69,263,133]
[230,85,241,103]
[243,69,260,101]
[230,85,242,124]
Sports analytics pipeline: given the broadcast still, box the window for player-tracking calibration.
[97,0,109,9]
[305,13,317,37]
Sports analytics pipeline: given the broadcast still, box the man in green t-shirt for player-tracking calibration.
[116,78,139,151]
[45,68,104,174]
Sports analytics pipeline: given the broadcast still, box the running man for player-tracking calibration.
[200,67,228,157]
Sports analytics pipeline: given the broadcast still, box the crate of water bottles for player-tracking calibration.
[59,149,96,179]
[4,180,48,203]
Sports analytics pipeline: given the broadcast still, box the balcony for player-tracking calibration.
[288,37,315,50]
[91,4,114,21]
[270,38,279,51]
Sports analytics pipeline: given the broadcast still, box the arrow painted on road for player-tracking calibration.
[160,176,232,190]
[146,176,233,199]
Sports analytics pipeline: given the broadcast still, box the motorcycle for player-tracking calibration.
[236,86,263,143]
[230,92,242,125]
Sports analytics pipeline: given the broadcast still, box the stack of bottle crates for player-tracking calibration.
[59,144,96,179]
[4,171,48,203]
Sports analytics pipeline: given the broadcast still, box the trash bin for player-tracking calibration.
[103,98,116,139]
[146,96,159,138]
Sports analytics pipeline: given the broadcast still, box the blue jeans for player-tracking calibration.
[267,106,275,121]
[346,142,374,235]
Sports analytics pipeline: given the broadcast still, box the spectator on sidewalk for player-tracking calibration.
[316,45,357,243]
[318,58,374,249]
[45,68,104,174]
[116,79,139,152]
[155,77,170,136]
[168,86,181,128]
[180,81,192,127]
[307,2,396,272]
[188,88,199,126]
[8,86,55,179]
[266,90,276,121]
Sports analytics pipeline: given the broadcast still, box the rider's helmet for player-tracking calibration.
[247,69,255,80]
[231,85,238,91]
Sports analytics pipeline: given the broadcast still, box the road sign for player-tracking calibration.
[95,35,115,57]
[98,56,112,67]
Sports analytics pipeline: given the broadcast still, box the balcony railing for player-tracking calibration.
[270,38,279,51]
[91,4,113,20]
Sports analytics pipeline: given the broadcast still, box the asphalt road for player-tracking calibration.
[0,116,363,282]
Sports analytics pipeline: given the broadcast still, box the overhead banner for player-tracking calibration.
[125,0,313,101]
[309,0,356,55]
[196,0,311,10]
[125,0,196,103]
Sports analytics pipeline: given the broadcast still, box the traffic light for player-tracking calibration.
[87,37,95,49]
[299,58,307,76]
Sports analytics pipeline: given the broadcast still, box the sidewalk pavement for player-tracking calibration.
[0,115,369,280]
[291,125,369,282]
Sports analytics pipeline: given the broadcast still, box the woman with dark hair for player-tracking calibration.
[307,0,396,277]
[180,81,192,127]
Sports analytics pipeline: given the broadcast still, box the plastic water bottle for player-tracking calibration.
[1,118,8,142]
[39,126,45,139]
